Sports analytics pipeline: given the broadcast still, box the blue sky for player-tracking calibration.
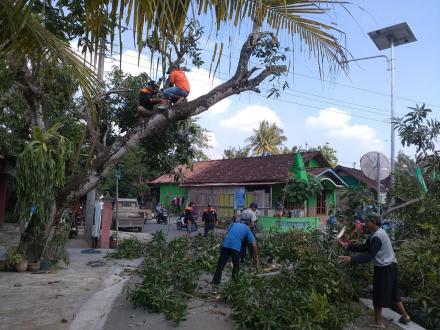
[99,0,440,168]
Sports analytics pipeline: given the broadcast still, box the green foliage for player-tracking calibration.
[340,186,375,212]
[222,231,361,330]
[317,143,338,168]
[392,106,440,229]
[283,174,323,204]
[16,124,71,225]
[398,232,440,329]
[127,232,222,325]
[222,146,250,159]
[246,120,287,156]
[107,238,147,259]
[5,247,25,266]
[395,104,439,161]
[127,230,362,328]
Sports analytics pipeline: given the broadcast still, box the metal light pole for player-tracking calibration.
[368,23,417,187]
[343,23,416,189]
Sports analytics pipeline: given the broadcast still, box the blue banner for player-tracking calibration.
[234,187,245,210]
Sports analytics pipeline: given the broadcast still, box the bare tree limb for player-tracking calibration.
[381,197,424,218]
[62,31,288,203]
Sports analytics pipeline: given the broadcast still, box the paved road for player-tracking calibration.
[104,217,233,330]
[140,216,225,240]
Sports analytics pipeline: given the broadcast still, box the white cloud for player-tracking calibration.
[305,108,384,152]
[203,132,223,160]
[186,68,231,115]
[220,105,283,133]
[206,132,218,148]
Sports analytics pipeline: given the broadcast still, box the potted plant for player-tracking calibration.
[5,247,28,272]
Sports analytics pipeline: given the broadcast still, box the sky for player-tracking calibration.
[92,0,440,168]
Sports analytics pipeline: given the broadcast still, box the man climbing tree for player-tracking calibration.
[163,64,191,106]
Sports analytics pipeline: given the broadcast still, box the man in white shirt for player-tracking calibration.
[239,202,258,261]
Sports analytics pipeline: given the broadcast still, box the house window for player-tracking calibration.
[316,193,326,215]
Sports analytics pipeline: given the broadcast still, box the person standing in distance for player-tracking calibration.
[202,203,217,237]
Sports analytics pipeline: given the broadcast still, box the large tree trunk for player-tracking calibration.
[18,201,61,261]
[16,31,287,262]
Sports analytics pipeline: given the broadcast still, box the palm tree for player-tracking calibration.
[246,120,287,156]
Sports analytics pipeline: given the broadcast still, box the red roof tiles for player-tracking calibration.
[152,151,330,185]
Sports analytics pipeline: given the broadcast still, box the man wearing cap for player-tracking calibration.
[339,215,411,328]
[212,222,259,285]
[202,203,217,237]
[163,65,190,103]
[239,202,258,261]
[240,202,258,231]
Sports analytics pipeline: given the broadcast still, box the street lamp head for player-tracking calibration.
[368,22,417,50]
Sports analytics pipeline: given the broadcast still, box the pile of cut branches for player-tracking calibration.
[125,230,364,328]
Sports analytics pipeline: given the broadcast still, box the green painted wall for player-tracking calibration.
[340,175,360,187]
[307,195,317,207]
[258,216,319,232]
[159,184,188,206]
[306,159,320,168]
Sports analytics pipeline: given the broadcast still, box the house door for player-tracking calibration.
[316,192,327,215]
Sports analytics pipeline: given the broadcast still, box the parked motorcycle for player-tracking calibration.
[176,214,198,231]
[68,217,78,239]
[156,207,168,224]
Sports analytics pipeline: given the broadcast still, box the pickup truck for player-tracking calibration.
[113,198,145,232]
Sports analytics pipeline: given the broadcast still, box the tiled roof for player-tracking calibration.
[152,151,329,185]
[335,165,387,193]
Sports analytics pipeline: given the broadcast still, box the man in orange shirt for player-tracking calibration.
[163,65,190,102]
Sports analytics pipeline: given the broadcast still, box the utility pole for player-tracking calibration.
[85,38,106,242]
[115,165,121,242]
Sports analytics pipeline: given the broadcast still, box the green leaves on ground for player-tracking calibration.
[126,230,362,328]
[126,232,221,324]
[398,232,440,329]
[106,238,147,259]
[223,231,361,330]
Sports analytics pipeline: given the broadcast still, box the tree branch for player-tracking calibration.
[381,197,424,218]
[61,31,287,203]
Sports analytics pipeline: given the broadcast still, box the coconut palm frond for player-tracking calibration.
[0,0,101,103]
[257,1,348,74]
[83,0,348,71]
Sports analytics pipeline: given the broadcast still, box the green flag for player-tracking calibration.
[290,151,309,184]
[415,167,428,194]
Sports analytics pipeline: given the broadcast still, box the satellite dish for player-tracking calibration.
[360,152,391,181]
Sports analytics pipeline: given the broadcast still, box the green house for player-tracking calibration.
[151,151,347,226]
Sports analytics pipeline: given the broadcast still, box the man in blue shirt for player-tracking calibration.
[212,222,259,285]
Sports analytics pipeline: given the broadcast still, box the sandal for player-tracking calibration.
[399,316,411,325]
[372,324,386,329]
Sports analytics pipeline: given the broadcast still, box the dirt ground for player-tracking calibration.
[0,246,139,330]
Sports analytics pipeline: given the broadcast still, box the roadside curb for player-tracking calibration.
[359,298,426,330]
[69,257,143,330]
